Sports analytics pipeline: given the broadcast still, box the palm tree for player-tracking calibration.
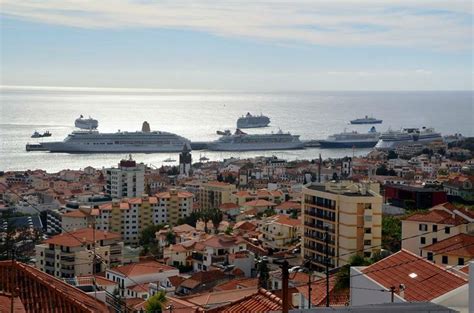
[146,291,167,313]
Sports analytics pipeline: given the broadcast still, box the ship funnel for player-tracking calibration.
[142,121,151,133]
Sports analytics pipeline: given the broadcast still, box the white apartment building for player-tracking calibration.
[105,158,145,199]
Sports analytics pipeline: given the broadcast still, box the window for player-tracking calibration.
[442,255,448,264]
[444,227,450,234]
[364,252,371,258]
[432,225,437,232]
[364,240,372,246]
[420,237,426,244]
[364,228,372,234]
[432,238,437,244]
[364,215,372,222]
[458,258,465,265]
[427,252,433,261]
[419,224,428,231]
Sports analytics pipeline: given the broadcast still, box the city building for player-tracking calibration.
[35,228,123,278]
[198,181,236,211]
[444,175,474,203]
[302,181,383,272]
[105,157,145,199]
[105,260,179,298]
[0,260,109,312]
[384,184,447,209]
[421,233,474,266]
[401,202,474,254]
[350,249,468,312]
[96,193,193,245]
[259,214,301,250]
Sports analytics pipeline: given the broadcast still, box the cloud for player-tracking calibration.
[1,0,472,50]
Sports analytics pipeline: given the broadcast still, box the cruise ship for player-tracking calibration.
[350,116,383,124]
[38,122,190,153]
[236,113,270,128]
[319,127,380,148]
[75,115,99,129]
[208,129,304,151]
[375,127,443,150]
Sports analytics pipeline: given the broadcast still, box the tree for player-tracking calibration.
[382,216,402,252]
[210,208,223,234]
[257,259,270,289]
[145,291,167,313]
[139,224,165,246]
[334,254,371,290]
[375,164,389,176]
[387,150,398,160]
[165,231,176,245]
[225,226,233,235]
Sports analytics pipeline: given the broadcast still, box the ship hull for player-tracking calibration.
[208,142,304,151]
[319,140,378,148]
[375,136,443,150]
[350,120,383,125]
[40,142,189,153]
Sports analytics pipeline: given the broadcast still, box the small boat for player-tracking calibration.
[199,156,210,162]
[216,129,231,136]
[164,158,176,163]
[350,116,383,124]
[75,115,99,129]
[31,131,52,138]
[31,131,41,138]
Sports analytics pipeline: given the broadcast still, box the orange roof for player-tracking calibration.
[219,202,240,210]
[108,261,177,277]
[243,199,276,207]
[422,233,474,257]
[156,191,193,198]
[274,215,301,227]
[182,287,256,307]
[62,210,88,218]
[233,221,257,231]
[44,228,121,247]
[276,201,300,210]
[127,198,143,204]
[403,206,468,226]
[172,224,196,233]
[234,190,251,197]
[76,275,117,286]
[0,292,26,313]
[214,278,259,291]
[362,249,467,301]
[202,235,246,249]
[205,181,232,187]
[129,283,150,293]
[206,288,285,313]
[296,274,349,306]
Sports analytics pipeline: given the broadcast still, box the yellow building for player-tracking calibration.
[259,214,301,250]
[302,181,382,272]
[421,233,474,266]
[198,181,236,211]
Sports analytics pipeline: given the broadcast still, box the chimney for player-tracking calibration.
[399,284,406,300]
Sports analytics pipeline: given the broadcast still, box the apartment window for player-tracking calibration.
[364,204,372,210]
[442,256,448,264]
[420,237,426,244]
[364,252,371,258]
[432,225,437,232]
[364,240,372,246]
[364,215,372,222]
[432,238,437,244]
[458,258,465,265]
[427,252,433,261]
[444,227,451,234]
[419,224,428,231]
[364,228,371,234]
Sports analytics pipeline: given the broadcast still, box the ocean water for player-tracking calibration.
[0,87,472,172]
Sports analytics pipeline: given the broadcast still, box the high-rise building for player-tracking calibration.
[179,144,192,176]
[35,228,123,278]
[302,181,382,272]
[105,156,145,199]
[198,181,236,211]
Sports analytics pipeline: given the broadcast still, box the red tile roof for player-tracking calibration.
[0,292,26,313]
[206,288,285,313]
[214,278,259,291]
[179,270,227,290]
[44,228,121,247]
[219,202,240,210]
[276,201,300,210]
[296,275,349,306]
[108,260,177,277]
[422,233,474,257]
[403,207,468,226]
[62,210,88,218]
[361,249,467,301]
[243,199,276,207]
[274,215,301,227]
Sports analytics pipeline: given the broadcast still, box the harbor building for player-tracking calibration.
[35,228,123,278]
[302,180,382,272]
[198,181,236,211]
[105,157,145,199]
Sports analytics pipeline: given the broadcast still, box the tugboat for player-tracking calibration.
[236,112,271,128]
[216,129,231,136]
[350,115,383,124]
[31,130,52,138]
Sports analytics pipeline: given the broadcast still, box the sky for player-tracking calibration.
[0,0,472,91]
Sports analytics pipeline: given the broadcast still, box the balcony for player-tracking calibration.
[211,255,226,263]
[304,210,335,222]
[191,252,204,261]
[304,222,334,233]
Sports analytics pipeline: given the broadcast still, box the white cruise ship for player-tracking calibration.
[40,122,190,153]
[75,115,99,129]
[319,127,380,148]
[208,129,304,151]
[236,113,270,128]
[375,127,443,150]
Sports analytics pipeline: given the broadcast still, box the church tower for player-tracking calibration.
[179,143,192,176]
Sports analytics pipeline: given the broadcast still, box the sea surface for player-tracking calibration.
[0,87,472,172]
